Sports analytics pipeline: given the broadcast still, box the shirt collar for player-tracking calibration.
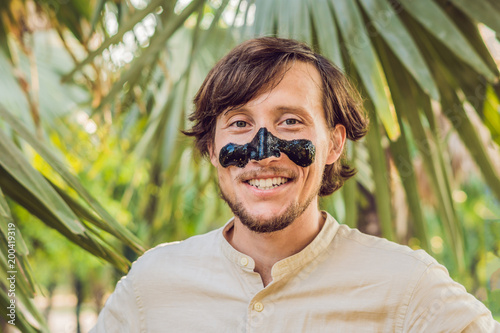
[219,211,340,278]
[219,217,257,272]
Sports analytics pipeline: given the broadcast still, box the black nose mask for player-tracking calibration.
[219,127,316,168]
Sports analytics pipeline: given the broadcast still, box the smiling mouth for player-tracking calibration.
[247,177,290,190]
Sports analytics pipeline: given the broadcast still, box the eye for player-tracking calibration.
[232,120,247,128]
[284,118,299,125]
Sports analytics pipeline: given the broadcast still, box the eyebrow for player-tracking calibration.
[223,107,241,116]
[274,105,308,114]
[223,105,309,117]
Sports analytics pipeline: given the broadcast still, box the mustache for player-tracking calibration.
[236,166,297,182]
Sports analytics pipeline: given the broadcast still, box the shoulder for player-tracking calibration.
[335,225,436,266]
[332,225,439,287]
[129,228,223,279]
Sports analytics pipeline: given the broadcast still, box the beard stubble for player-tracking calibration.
[218,168,322,233]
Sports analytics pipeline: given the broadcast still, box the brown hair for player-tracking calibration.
[183,37,368,196]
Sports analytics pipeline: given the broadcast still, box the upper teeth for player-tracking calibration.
[248,177,288,190]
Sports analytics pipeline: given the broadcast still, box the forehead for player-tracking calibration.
[224,62,324,117]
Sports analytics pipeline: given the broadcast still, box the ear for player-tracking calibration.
[325,124,346,165]
[208,141,219,167]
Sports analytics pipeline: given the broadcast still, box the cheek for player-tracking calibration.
[217,166,236,185]
[301,149,327,181]
[282,139,316,167]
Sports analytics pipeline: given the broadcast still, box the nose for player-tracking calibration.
[220,127,316,168]
[249,128,281,163]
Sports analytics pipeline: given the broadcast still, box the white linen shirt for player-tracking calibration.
[91,212,500,332]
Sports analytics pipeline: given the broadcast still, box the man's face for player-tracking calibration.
[210,62,345,233]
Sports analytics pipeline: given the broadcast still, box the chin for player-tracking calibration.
[220,180,318,234]
[230,199,306,234]
[248,205,289,219]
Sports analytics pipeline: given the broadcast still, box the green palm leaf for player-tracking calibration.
[399,0,497,80]
[330,0,400,140]
[309,0,343,69]
[449,0,500,35]
[0,106,145,253]
[357,0,439,100]
[0,128,85,234]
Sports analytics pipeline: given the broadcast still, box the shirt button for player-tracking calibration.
[253,302,264,312]
[239,257,249,266]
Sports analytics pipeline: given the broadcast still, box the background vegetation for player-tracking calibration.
[0,0,499,331]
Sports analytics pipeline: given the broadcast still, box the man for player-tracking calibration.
[92,37,499,332]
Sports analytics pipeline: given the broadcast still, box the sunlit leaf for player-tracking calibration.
[252,0,276,36]
[96,0,204,109]
[483,85,500,145]
[0,129,85,234]
[309,0,343,69]
[330,0,400,140]
[357,0,439,101]
[365,104,395,241]
[88,0,107,38]
[62,0,167,81]
[449,0,500,35]
[399,0,496,81]
[0,106,145,253]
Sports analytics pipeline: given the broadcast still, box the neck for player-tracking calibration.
[225,200,325,287]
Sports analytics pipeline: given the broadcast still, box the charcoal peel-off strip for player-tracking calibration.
[219,127,316,168]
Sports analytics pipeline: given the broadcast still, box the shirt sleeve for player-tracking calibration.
[403,262,500,332]
[89,268,142,333]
